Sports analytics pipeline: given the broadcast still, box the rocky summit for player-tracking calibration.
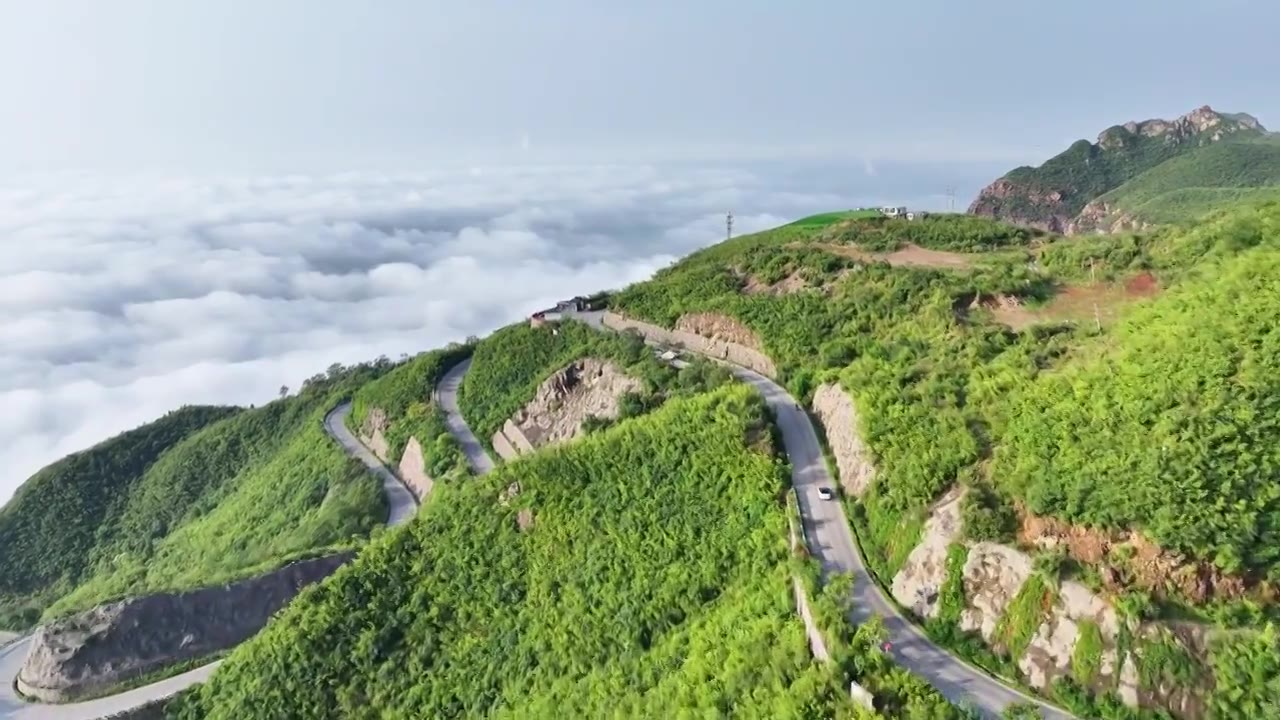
[969,105,1269,233]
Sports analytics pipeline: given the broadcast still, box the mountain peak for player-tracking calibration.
[969,105,1271,232]
[1102,105,1265,147]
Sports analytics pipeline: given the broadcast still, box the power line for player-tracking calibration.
[945,186,957,211]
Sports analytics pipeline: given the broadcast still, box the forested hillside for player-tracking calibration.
[168,385,966,719]
[609,212,1065,576]
[348,344,475,481]
[0,362,394,630]
[997,247,1280,575]
[607,203,1280,713]
[0,406,237,629]
[458,318,731,444]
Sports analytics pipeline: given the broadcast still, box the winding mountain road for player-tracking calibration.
[565,310,1071,719]
[0,401,417,720]
[710,364,1070,719]
[435,358,495,475]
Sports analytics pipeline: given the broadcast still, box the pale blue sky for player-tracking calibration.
[0,0,1276,173]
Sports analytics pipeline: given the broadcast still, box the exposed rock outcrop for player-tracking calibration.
[885,482,1226,718]
[493,358,642,458]
[891,487,966,618]
[969,177,1074,233]
[674,312,764,351]
[1068,199,1153,235]
[1020,510,1254,604]
[498,482,521,506]
[1018,581,1123,693]
[810,383,875,497]
[516,508,535,532]
[16,553,352,703]
[741,269,809,295]
[397,436,433,500]
[1128,623,1213,719]
[958,542,1033,645]
[358,407,391,462]
[602,311,778,378]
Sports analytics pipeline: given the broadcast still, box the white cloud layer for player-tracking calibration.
[2,162,929,505]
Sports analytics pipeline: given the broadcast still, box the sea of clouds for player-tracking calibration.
[0,160,980,505]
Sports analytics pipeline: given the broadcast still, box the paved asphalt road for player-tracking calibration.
[719,364,1071,719]
[436,358,496,475]
[325,402,419,527]
[566,310,1070,718]
[0,401,418,720]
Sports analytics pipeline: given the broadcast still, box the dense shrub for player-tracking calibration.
[349,344,474,478]
[170,387,867,718]
[458,319,728,445]
[996,248,1280,576]
[1,363,392,627]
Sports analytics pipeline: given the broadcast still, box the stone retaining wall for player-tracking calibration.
[601,311,777,378]
[491,429,520,461]
[397,437,433,500]
[502,419,536,454]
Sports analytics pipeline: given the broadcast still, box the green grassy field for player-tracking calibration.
[785,209,883,228]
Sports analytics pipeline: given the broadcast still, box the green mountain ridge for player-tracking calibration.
[0,363,394,631]
[9,191,1280,715]
[969,105,1275,233]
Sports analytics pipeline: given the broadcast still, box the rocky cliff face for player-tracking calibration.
[958,542,1034,645]
[674,312,764,351]
[969,177,1076,233]
[891,487,965,617]
[810,383,875,497]
[969,105,1265,234]
[493,358,642,458]
[1018,580,1124,694]
[1067,199,1152,235]
[358,407,391,462]
[892,489,1222,719]
[397,436,433,500]
[17,553,352,702]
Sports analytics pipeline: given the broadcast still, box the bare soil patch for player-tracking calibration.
[1018,509,1264,604]
[741,270,808,296]
[1032,274,1161,328]
[1125,271,1160,296]
[957,294,1038,331]
[810,242,977,271]
[963,272,1163,330]
[885,244,975,269]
